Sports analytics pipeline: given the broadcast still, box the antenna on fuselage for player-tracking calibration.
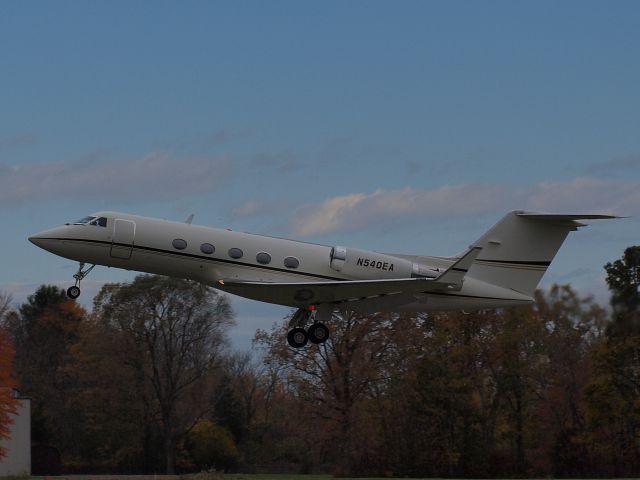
[185,214,194,225]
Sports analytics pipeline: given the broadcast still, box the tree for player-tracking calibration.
[257,308,411,475]
[3,285,86,453]
[186,420,240,472]
[582,247,640,475]
[65,315,162,472]
[604,245,640,336]
[0,326,19,459]
[0,291,11,320]
[533,285,607,476]
[92,275,234,474]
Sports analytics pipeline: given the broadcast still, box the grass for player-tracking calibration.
[7,476,621,480]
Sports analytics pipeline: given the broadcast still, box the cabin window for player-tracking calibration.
[256,252,271,265]
[284,256,300,269]
[228,248,243,259]
[172,238,187,250]
[200,243,215,254]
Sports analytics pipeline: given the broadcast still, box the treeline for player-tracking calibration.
[0,247,639,477]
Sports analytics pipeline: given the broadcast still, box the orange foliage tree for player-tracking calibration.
[0,327,19,459]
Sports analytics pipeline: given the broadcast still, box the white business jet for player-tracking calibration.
[29,210,615,347]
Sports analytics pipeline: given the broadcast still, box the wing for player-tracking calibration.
[217,247,482,307]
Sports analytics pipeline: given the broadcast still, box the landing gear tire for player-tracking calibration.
[287,327,309,348]
[67,262,97,300]
[67,286,81,299]
[308,323,329,344]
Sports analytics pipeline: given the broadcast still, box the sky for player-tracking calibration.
[1,1,639,349]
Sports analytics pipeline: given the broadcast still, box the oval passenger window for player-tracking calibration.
[228,248,243,259]
[284,256,299,269]
[172,239,187,250]
[256,252,271,264]
[200,243,215,254]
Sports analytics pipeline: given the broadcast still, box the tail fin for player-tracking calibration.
[466,211,617,296]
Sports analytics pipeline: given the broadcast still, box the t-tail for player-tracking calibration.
[463,211,618,297]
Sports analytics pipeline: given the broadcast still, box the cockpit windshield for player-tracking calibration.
[72,216,107,227]
[74,216,96,225]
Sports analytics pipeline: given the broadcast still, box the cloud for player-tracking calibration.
[0,132,37,151]
[231,200,265,218]
[249,150,304,174]
[201,128,254,147]
[525,177,636,214]
[588,155,640,175]
[290,177,640,236]
[404,160,423,175]
[170,128,255,153]
[0,154,233,207]
[291,184,511,236]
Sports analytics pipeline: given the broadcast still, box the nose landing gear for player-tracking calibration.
[66,262,96,299]
[286,306,331,348]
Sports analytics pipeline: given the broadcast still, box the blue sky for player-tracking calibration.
[2,1,639,348]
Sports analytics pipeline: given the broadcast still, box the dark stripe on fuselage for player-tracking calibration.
[44,237,346,282]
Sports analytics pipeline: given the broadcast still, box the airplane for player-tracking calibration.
[29,210,616,348]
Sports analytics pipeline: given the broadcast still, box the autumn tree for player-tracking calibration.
[0,325,19,459]
[91,275,234,474]
[533,285,607,476]
[0,291,11,321]
[186,420,240,472]
[396,311,496,477]
[257,308,412,475]
[604,245,640,336]
[584,246,640,475]
[2,285,86,455]
[65,313,162,472]
[0,292,18,459]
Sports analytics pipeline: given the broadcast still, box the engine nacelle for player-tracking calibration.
[330,246,413,280]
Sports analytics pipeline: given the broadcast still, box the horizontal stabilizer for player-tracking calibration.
[516,212,619,220]
[435,246,482,288]
[516,212,620,228]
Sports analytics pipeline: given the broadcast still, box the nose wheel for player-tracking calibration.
[67,262,96,300]
[66,285,81,299]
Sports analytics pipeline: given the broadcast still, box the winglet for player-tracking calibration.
[185,214,195,225]
[435,246,482,290]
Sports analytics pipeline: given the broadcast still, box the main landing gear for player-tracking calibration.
[66,262,96,299]
[286,306,331,349]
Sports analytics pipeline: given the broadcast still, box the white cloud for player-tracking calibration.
[249,150,304,174]
[0,154,232,206]
[588,155,640,175]
[525,177,635,214]
[290,178,640,236]
[0,132,36,150]
[231,200,263,218]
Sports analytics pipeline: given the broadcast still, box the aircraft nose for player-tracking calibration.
[28,227,63,250]
[29,235,41,247]
[28,232,46,247]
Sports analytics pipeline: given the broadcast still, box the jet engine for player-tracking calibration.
[329,246,439,280]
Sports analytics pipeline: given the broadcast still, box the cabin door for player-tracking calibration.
[110,219,136,259]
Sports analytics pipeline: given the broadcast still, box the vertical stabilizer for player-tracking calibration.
[466,211,616,296]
